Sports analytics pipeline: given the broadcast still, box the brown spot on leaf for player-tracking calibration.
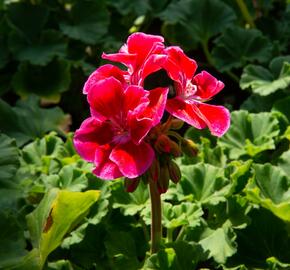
[43,208,53,233]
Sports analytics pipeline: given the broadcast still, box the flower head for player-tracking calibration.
[74,71,168,179]
[157,46,230,137]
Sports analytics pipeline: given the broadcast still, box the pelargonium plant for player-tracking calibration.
[74,32,230,254]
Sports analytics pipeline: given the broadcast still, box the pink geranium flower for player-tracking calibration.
[155,46,230,137]
[74,73,168,179]
[102,32,165,85]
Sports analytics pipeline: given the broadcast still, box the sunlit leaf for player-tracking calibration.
[278,149,290,175]
[218,111,280,159]
[26,188,100,268]
[112,180,149,216]
[142,241,204,270]
[246,163,290,222]
[240,56,290,96]
[199,224,237,264]
[177,163,231,205]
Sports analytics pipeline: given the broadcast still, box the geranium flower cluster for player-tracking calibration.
[74,33,230,184]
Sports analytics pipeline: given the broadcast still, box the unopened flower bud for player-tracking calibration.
[149,159,160,182]
[169,140,182,157]
[170,119,184,130]
[157,166,170,194]
[124,177,140,193]
[168,160,181,184]
[181,139,198,157]
[155,134,171,153]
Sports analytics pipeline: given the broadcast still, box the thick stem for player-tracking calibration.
[235,0,256,28]
[149,180,162,254]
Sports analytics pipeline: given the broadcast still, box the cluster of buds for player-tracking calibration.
[125,117,198,194]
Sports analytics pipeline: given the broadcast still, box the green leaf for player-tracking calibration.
[45,165,88,191]
[177,163,231,205]
[218,111,280,159]
[241,92,285,113]
[272,96,290,122]
[143,241,204,270]
[12,59,71,102]
[112,180,149,216]
[240,56,290,96]
[212,26,272,72]
[158,0,192,24]
[26,188,100,268]
[199,224,237,264]
[108,0,151,16]
[226,208,290,269]
[62,176,111,247]
[246,164,290,222]
[105,230,142,270]
[7,2,49,40]
[141,202,203,229]
[0,133,19,183]
[59,0,109,44]
[9,30,67,66]
[0,97,69,146]
[0,211,28,269]
[278,149,290,175]
[0,16,9,68]
[160,0,236,44]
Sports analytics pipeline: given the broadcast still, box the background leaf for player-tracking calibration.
[212,26,272,72]
[59,0,109,44]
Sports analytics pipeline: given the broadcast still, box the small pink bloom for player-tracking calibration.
[160,47,230,137]
[74,77,168,179]
[102,32,165,85]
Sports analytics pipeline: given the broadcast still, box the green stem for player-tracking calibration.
[202,40,240,84]
[167,228,174,243]
[176,226,186,242]
[149,180,162,254]
[201,41,214,67]
[235,0,256,28]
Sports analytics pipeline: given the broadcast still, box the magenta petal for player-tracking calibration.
[166,98,206,130]
[83,64,126,94]
[110,141,154,178]
[87,77,124,119]
[93,145,123,180]
[146,87,169,126]
[129,115,153,144]
[123,85,149,113]
[192,71,224,100]
[73,117,114,162]
[164,46,197,82]
[102,52,136,68]
[194,103,231,137]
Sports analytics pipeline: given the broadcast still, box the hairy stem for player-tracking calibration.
[149,180,162,254]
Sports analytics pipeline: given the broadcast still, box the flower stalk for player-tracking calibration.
[149,179,162,254]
